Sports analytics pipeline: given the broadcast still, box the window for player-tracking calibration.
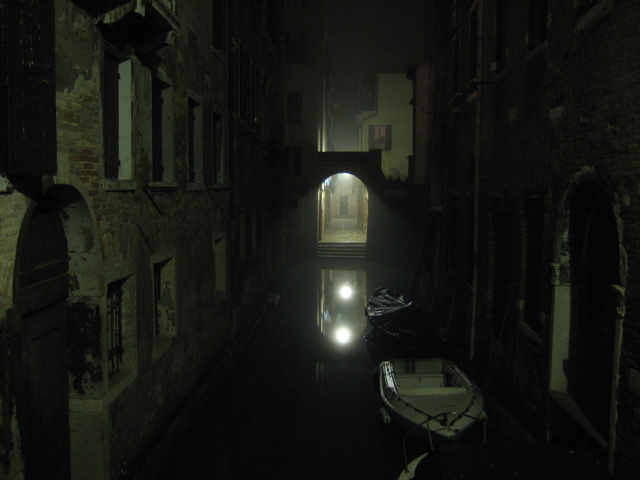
[466,196,475,283]
[451,30,460,96]
[495,0,506,70]
[251,208,257,255]
[238,210,246,260]
[359,73,376,111]
[285,198,303,230]
[368,125,392,150]
[212,0,226,51]
[451,0,460,97]
[187,96,203,184]
[573,0,613,33]
[528,0,548,49]
[469,2,479,86]
[1,0,56,176]
[212,112,226,185]
[287,145,302,177]
[490,206,513,336]
[448,195,458,269]
[152,253,176,357]
[107,279,124,377]
[286,33,308,64]
[151,75,174,183]
[574,0,603,18]
[287,92,303,124]
[104,53,133,180]
[213,234,227,296]
[158,0,175,11]
[106,273,136,385]
[523,199,544,331]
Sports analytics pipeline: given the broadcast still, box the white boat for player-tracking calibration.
[396,442,614,480]
[379,358,486,443]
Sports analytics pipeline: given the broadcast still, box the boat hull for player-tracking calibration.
[379,358,486,441]
[397,443,613,480]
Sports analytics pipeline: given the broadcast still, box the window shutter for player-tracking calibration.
[104,54,120,179]
[2,0,56,175]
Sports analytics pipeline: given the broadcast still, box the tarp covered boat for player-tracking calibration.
[364,287,447,363]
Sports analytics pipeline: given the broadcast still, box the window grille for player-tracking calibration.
[107,279,124,377]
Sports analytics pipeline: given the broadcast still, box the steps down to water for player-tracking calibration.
[317,242,367,259]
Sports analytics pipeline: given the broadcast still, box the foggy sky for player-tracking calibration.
[323,0,425,150]
[325,0,425,78]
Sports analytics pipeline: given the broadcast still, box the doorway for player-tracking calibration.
[567,181,620,441]
[15,198,71,479]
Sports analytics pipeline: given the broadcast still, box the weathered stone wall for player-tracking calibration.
[424,0,640,477]
[0,0,286,479]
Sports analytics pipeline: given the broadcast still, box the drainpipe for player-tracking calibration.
[469,0,483,361]
[227,0,237,322]
[356,107,378,152]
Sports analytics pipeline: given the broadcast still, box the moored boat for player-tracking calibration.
[364,287,448,363]
[396,442,613,480]
[379,358,486,442]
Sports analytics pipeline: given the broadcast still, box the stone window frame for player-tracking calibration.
[186,90,205,189]
[287,145,302,177]
[468,0,479,93]
[368,125,392,151]
[104,266,137,395]
[102,44,136,191]
[526,0,548,51]
[285,32,308,65]
[286,92,303,124]
[211,0,227,53]
[573,0,614,34]
[213,232,228,298]
[150,69,176,188]
[211,110,227,187]
[151,249,177,360]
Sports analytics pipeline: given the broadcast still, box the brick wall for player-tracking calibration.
[423,1,640,477]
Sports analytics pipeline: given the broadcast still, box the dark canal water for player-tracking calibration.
[153,258,432,480]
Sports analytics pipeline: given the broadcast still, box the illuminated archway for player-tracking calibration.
[317,172,368,244]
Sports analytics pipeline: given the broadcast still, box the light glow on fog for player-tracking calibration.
[339,285,353,299]
[335,327,352,344]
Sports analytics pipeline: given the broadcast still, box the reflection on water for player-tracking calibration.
[318,268,367,346]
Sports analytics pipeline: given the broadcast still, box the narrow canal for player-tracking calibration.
[153,257,431,479]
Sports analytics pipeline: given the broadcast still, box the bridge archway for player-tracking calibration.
[317,173,368,258]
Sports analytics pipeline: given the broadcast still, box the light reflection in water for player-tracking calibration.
[318,269,367,346]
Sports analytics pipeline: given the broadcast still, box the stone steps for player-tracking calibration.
[317,242,367,259]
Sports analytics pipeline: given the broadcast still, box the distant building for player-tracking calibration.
[356,72,414,181]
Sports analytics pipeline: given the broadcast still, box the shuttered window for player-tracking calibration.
[368,125,392,150]
[1,0,56,175]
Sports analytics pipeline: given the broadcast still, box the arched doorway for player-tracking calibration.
[568,181,619,439]
[15,196,71,479]
[14,185,102,479]
[550,174,624,457]
[317,173,368,258]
